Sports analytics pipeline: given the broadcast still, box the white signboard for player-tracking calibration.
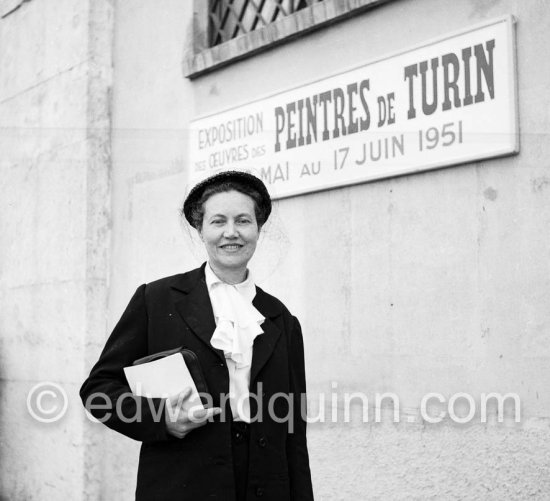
[189,16,518,199]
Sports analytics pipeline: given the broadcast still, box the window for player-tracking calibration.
[209,0,325,47]
[184,0,391,78]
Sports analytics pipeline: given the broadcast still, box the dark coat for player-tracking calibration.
[80,264,314,501]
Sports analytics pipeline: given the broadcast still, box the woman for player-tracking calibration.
[80,171,314,500]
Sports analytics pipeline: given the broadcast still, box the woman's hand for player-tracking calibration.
[164,387,222,439]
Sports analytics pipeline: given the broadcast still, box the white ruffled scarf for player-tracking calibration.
[206,265,265,368]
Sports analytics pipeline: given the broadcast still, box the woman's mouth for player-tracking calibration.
[219,244,243,252]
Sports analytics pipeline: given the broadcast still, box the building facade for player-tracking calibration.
[1,0,549,499]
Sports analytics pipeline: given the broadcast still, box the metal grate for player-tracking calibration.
[209,0,325,47]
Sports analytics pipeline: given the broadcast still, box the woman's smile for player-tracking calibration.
[219,243,244,251]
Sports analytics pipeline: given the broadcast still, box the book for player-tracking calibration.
[123,351,205,410]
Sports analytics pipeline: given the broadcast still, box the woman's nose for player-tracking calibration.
[223,221,238,237]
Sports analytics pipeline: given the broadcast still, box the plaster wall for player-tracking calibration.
[0,0,113,499]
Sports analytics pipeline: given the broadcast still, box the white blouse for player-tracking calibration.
[204,263,265,422]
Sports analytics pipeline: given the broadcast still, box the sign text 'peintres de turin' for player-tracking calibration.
[189,16,518,199]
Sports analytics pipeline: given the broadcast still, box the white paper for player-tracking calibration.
[123,353,204,409]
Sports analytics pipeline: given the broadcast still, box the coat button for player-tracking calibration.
[256,487,264,497]
[258,437,267,447]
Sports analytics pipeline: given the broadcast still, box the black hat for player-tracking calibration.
[183,170,272,229]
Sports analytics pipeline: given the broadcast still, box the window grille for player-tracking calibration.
[209,0,325,47]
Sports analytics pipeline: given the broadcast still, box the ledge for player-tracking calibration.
[183,0,393,79]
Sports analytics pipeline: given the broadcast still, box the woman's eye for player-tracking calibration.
[237,219,250,224]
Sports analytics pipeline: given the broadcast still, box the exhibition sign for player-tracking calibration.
[188,16,518,199]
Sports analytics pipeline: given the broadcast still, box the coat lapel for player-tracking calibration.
[250,286,283,384]
[171,265,225,363]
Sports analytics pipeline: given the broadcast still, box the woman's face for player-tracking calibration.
[199,190,260,276]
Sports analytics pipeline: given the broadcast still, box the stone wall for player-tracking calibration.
[0,0,113,499]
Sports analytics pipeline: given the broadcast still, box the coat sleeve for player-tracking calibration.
[79,284,172,443]
[286,315,315,500]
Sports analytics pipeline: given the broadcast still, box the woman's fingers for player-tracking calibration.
[164,388,194,437]
[181,409,220,430]
[165,390,222,438]
[170,407,222,438]
[187,406,222,423]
